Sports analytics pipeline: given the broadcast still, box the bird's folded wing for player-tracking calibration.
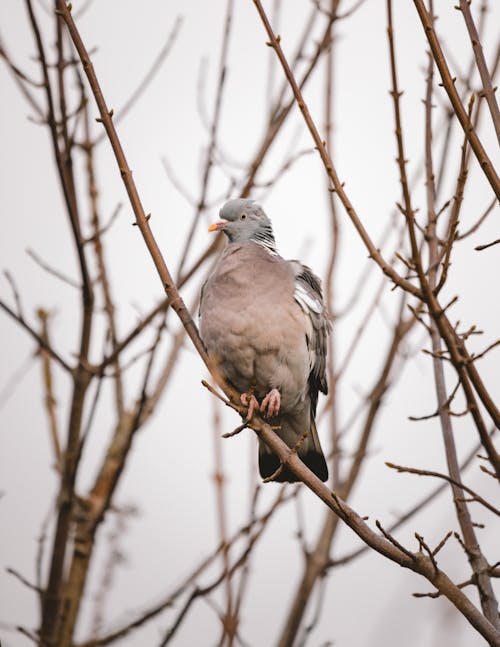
[289,260,331,413]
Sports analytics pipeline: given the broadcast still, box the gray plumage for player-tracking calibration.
[199,198,330,482]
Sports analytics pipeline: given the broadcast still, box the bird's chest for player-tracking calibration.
[202,267,282,347]
[200,252,307,401]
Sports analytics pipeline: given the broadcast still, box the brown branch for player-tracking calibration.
[6,567,42,594]
[334,276,385,380]
[157,501,280,646]
[160,155,196,206]
[202,379,231,406]
[386,0,428,291]
[266,5,319,123]
[59,5,500,645]
[322,4,342,493]
[90,505,136,637]
[385,462,500,517]
[75,489,289,647]
[211,396,236,646]
[376,520,415,561]
[25,3,95,640]
[412,0,500,198]
[35,504,53,618]
[0,351,35,410]
[81,203,121,245]
[17,626,47,646]
[95,298,168,372]
[56,3,208,368]
[253,147,314,191]
[0,34,44,116]
[457,197,496,240]
[424,22,500,626]
[37,309,63,471]
[435,320,500,474]
[458,0,500,145]
[256,0,500,470]
[242,6,342,198]
[80,362,105,445]
[222,420,249,439]
[415,533,438,574]
[331,430,494,568]
[469,340,500,363]
[175,1,233,282]
[27,248,80,289]
[402,76,500,476]
[435,95,474,294]
[252,0,422,299]
[154,0,339,311]
[475,238,500,252]
[333,205,401,319]
[4,270,25,319]
[0,299,72,373]
[82,102,124,417]
[408,379,460,421]
[57,282,195,643]
[278,294,416,646]
[93,16,183,146]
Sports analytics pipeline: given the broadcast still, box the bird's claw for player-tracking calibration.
[260,388,281,418]
[241,392,260,420]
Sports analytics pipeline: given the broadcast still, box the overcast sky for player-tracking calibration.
[1,1,499,646]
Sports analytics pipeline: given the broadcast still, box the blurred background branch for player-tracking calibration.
[0,1,498,646]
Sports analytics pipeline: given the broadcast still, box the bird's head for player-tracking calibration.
[208,199,276,251]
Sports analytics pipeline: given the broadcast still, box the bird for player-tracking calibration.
[199,198,330,482]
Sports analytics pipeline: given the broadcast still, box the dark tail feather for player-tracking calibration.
[258,416,328,483]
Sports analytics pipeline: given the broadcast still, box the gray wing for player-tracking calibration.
[199,279,207,319]
[289,260,331,415]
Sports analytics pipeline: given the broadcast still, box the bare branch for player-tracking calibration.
[457,197,496,240]
[37,309,63,470]
[424,15,500,624]
[76,490,289,647]
[412,0,500,198]
[475,238,500,252]
[94,16,183,146]
[53,5,500,645]
[252,0,422,298]
[457,0,500,144]
[385,462,500,517]
[0,299,72,373]
[0,34,44,116]
[27,248,80,288]
[6,567,42,594]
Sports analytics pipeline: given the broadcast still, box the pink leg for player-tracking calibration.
[260,388,281,418]
[241,392,260,420]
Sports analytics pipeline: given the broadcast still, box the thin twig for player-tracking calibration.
[27,248,80,288]
[37,309,62,470]
[385,462,500,517]
[94,16,183,146]
[0,300,72,373]
[458,0,500,145]
[75,490,290,647]
[475,238,500,252]
[412,0,500,198]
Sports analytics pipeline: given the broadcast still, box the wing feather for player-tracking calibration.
[289,260,331,415]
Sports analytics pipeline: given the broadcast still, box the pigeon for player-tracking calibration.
[199,198,330,482]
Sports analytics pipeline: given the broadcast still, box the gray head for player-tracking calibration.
[208,199,277,252]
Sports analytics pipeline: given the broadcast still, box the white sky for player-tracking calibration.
[1,1,499,646]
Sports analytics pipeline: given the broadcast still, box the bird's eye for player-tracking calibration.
[240,213,247,220]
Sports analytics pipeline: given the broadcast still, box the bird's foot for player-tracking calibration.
[241,392,260,420]
[260,388,281,418]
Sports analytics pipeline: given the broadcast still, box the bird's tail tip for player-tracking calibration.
[258,449,328,483]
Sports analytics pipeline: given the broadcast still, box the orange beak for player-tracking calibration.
[208,220,227,233]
